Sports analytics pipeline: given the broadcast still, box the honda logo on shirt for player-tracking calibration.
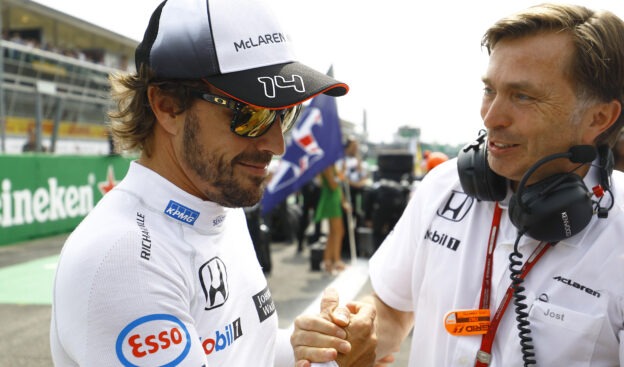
[437,191,474,222]
[257,75,305,98]
[199,257,229,310]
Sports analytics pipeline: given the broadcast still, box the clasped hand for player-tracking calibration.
[290,288,391,367]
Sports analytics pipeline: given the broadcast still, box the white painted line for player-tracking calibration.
[293,258,370,325]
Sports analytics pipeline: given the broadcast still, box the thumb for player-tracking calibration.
[319,288,340,321]
[320,288,350,327]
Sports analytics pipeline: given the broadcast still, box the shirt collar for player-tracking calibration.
[116,161,230,233]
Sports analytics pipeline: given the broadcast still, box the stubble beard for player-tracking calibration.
[182,112,271,208]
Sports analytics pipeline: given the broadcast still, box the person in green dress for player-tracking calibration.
[314,164,349,273]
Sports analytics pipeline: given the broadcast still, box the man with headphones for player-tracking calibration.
[291,4,624,367]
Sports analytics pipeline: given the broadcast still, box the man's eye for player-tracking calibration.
[514,93,534,102]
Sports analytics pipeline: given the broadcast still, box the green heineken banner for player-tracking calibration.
[0,154,133,246]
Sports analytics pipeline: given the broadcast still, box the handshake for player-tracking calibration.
[290,288,402,367]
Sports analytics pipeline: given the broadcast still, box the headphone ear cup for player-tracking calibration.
[509,174,593,242]
[457,142,507,201]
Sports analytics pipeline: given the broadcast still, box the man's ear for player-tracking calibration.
[147,85,183,136]
[583,99,622,144]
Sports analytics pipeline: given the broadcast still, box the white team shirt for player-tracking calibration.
[51,162,285,366]
[370,158,624,367]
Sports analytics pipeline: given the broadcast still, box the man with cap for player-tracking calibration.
[49,0,376,366]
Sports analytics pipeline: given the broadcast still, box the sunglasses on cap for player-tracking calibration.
[190,90,301,138]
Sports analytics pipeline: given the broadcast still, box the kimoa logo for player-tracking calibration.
[0,176,95,227]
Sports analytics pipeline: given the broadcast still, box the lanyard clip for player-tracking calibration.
[476,350,492,365]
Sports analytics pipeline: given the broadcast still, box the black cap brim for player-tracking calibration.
[204,61,348,109]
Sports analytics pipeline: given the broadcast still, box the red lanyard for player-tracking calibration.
[474,203,553,367]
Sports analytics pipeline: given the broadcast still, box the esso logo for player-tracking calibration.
[116,314,191,366]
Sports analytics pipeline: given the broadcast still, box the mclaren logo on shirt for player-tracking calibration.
[553,276,601,298]
[199,257,229,310]
[437,191,474,222]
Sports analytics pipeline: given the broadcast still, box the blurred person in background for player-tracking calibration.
[339,137,370,256]
[315,163,349,274]
[22,125,47,152]
[425,151,449,173]
[297,179,323,252]
[342,138,369,209]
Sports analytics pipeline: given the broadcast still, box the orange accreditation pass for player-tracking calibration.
[443,309,491,336]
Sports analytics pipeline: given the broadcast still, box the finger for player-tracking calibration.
[293,314,347,339]
[295,360,311,367]
[291,320,351,355]
[293,346,340,363]
[331,306,350,327]
[319,288,340,320]
[377,354,395,363]
[291,327,350,353]
[346,301,377,323]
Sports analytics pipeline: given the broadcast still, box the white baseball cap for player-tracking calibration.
[135,0,349,108]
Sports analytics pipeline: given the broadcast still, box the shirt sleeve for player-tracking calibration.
[368,194,421,312]
[59,234,208,366]
[368,169,439,313]
[272,326,339,367]
[273,327,295,367]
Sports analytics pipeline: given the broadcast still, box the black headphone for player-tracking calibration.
[457,131,613,242]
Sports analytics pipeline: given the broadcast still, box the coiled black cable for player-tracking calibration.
[594,187,614,218]
[508,232,536,366]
